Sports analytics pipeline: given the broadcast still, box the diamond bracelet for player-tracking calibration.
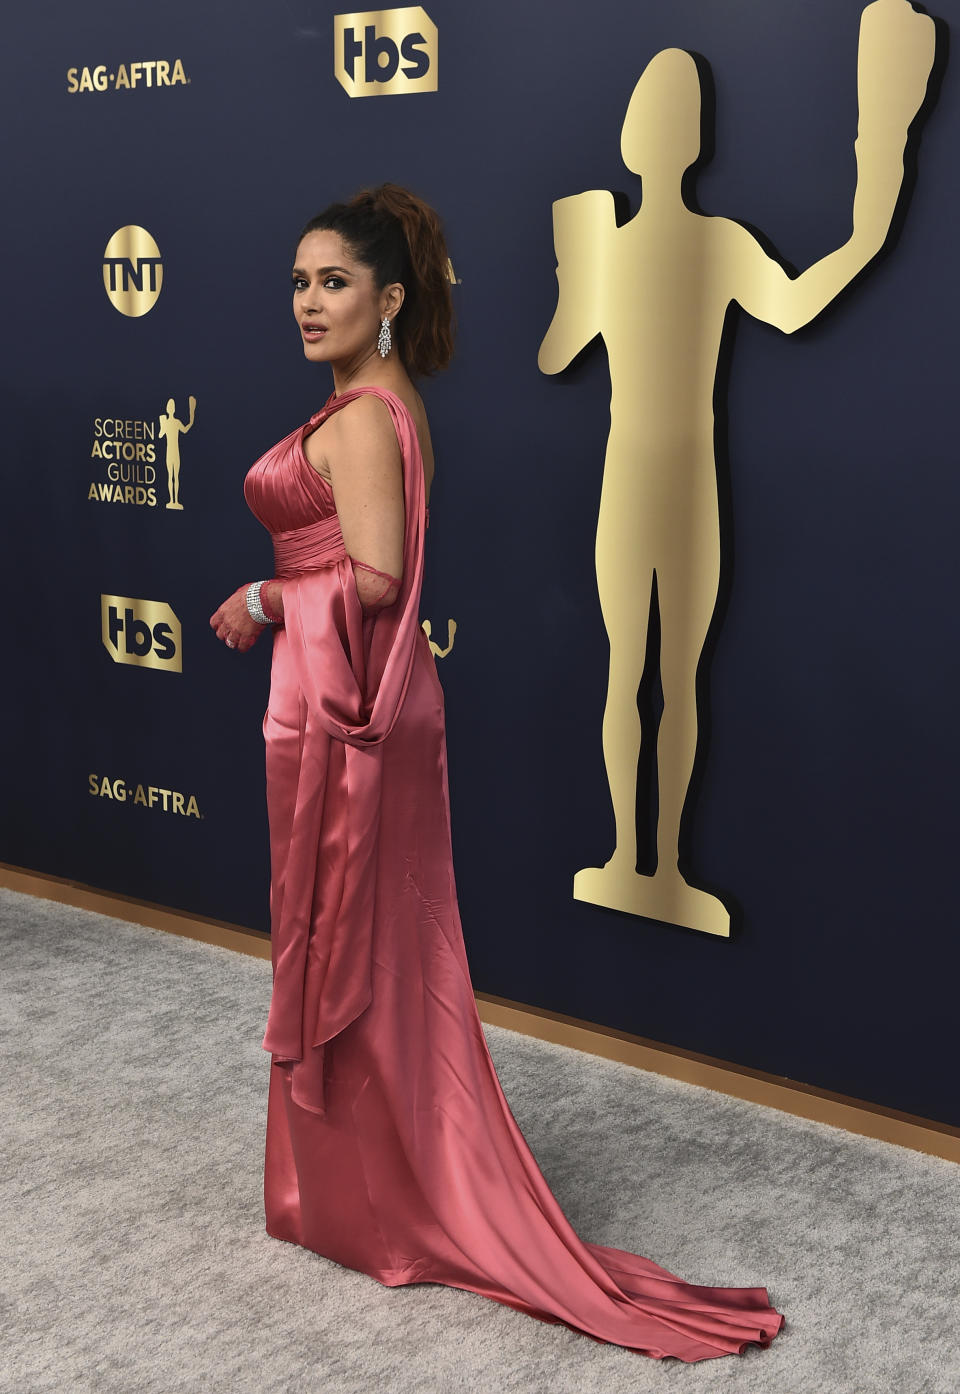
[245,580,275,626]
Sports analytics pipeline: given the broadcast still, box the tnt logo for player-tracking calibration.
[101,595,182,673]
[334,7,437,97]
[102,226,163,317]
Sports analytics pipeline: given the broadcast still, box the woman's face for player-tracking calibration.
[292,230,395,366]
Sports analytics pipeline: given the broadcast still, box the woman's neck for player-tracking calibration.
[331,346,410,397]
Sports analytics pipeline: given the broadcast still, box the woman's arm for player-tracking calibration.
[307,394,405,611]
[209,584,271,651]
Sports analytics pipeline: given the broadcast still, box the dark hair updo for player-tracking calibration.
[298,183,454,377]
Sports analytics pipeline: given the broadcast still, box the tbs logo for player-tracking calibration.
[334,7,437,97]
[101,595,182,673]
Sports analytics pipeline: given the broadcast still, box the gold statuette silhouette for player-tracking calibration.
[159,395,196,510]
[539,0,936,936]
[422,618,457,657]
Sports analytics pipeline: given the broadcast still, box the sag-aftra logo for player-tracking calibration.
[334,8,437,97]
[67,60,188,93]
[101,596,182,673]
[89,775,200,818]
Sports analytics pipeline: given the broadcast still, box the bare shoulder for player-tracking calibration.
[338,386,432,476]
[329,393,400,458]
[304,392,400,479]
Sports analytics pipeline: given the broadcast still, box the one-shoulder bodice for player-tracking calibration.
[244,405,337,534]
[244,391,427,580]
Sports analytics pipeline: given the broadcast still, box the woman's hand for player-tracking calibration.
[209,586,266,653]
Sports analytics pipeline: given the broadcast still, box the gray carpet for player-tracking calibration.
[1,887,957,1394]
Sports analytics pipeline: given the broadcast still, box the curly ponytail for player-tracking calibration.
[299,184,454,377]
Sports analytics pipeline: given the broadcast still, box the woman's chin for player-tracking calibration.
[302,341,331,363]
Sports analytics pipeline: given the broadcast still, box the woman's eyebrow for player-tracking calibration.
[291,264,353,276]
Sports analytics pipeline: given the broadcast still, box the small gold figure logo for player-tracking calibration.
[158,395,196,510]
[102,226,163,317]
[539,0,936,937]
[334,8,437,97]
[422,618,456,657]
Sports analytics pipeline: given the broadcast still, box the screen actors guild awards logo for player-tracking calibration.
[87,396,196,507]
[334,8,437,97]
[539,0,936,937]
[103,226,163,317]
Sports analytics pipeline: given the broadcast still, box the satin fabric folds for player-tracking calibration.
[245,386,783,1362]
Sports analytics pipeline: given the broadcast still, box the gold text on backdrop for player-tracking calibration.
[102,227,163,317]
[88,775,201,817]
[159,396,196,509]
[88,414,157,505]
[100,596,182,673]
[334,7,437,97]
[539,0,936,936]
[67,61,188,93]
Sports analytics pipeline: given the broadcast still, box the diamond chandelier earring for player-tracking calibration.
[377,316,392,358]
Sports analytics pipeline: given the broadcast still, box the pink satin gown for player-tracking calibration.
[244,385,783,1362]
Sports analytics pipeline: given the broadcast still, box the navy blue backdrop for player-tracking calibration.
[2,0,957,1126]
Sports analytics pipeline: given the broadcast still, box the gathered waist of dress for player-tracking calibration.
[272,515,347,579]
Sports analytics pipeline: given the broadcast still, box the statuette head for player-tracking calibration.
[621,49,702,178]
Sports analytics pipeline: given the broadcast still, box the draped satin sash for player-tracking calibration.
[260,387,426,1113]
[272,514,346,578]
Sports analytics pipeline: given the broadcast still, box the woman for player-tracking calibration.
[210,184,783,1361]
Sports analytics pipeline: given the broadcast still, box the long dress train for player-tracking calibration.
[244,386,783,1362]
